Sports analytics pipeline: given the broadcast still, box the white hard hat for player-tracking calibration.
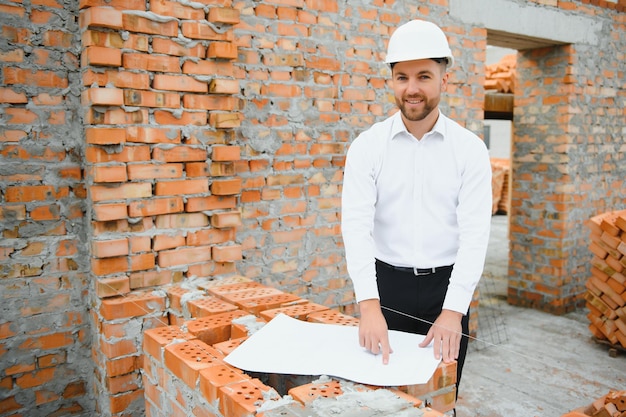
[385,19,454,68]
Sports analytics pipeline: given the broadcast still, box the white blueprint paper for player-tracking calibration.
[224,313,440,386]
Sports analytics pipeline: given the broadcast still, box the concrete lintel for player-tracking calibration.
[449,0,602,46]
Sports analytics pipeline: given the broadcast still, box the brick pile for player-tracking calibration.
[141,275,457,416]
[484,54,516,94]
[562,390,626,417]
[490,158,511,215]
[585,210,626,350]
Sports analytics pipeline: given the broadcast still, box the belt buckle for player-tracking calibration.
[413,267,436,276]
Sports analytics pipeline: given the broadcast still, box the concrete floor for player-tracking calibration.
[455,215,626,417]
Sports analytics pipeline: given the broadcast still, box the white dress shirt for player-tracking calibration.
[341,110,492,314]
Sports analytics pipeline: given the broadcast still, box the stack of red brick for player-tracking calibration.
[490,158,511,215]
[484,54,516,94]
[585,210,626,349]
[562,390,626,417]
[140,275,457,416]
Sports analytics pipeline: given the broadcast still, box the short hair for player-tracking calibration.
[389,57,449,70]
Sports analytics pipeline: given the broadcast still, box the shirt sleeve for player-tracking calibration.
[442,138,493,314]
[341,134,380,303]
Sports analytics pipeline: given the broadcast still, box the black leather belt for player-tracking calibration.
[377,259,453,276]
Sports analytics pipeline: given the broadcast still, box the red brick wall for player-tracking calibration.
[1,0,624,416]
[508,3,626,313]
[0,1,93,415]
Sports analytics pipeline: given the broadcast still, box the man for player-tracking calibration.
[341,19,492,395]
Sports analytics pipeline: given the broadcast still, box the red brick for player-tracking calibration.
[85,127,126,145]
[127,163,183,180]
[123,52,181,73]
[212,245,242,263]
[15,368,56,389]
[84,107,149,125]
[30,204,61,221]
[181,21,230,41]
[123,90,181,109]
[186,195,237,212]
[212,146,240,161]
[155,179,208,196]
[219,378,279,417]
[89,183,152,202]
[109,389,144,414]
[150,0,205,20]
[130,253,155,272]
[100,291,166,320]
[153,74,208,93]
[154,213,208,230]
[185,162,210,177]
[152,146,207,162]
[83,68,150,90]
[210,162,237,177]
[130,269,181,289]
[3,108,38,124]
[182,94,237,111]
[92,238,129,258]
[288,379,348,404]
[128,196,184,217]
[236,292,304,315]
[96,276,130,298]
[209,112,241,128]
[182,60,234,76]
[88,165,128,183]
[106,356,139,377]
[186,296,239,318]
[403,361,457,397]
[5,362,36,376]
[206,281,263,297]
[210,211,242,228]
[0,4,25,17]
[0,88,28,104]
[199,364,248,403]
[92,256,128,276]
[211,178,242,195]
[122,14,178,36]
[82,46,122,67]
[186,228,235,247]
[307,309,359,326]
[259,301,329,321]
[209,78,239,94]
[207,42,238,60]
[93,203,127,221]
[153,110,207,126]
[152,37,206,57]
[152,233,186,251]
[158,246,212,268]
[165,285,192,311]
[79,7,123,30]
[208,7,240,24]
[37,352,67,369]
[184,310,249,345]
[0,130,27,142]
[164,339,222,387]
[5,185,68,202]
[143,325,195,360]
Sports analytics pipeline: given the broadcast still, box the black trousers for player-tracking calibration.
[375,259,469,393]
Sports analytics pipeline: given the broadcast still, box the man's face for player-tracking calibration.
[391,59,448,123]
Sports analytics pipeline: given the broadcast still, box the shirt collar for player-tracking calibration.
[390,110,447,141]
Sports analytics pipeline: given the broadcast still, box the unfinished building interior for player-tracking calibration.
[1,0,625,416]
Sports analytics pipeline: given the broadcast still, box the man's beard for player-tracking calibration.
[396,95,439,122]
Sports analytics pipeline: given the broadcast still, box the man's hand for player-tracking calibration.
[419,309,463,363]
[358,299,393,364]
